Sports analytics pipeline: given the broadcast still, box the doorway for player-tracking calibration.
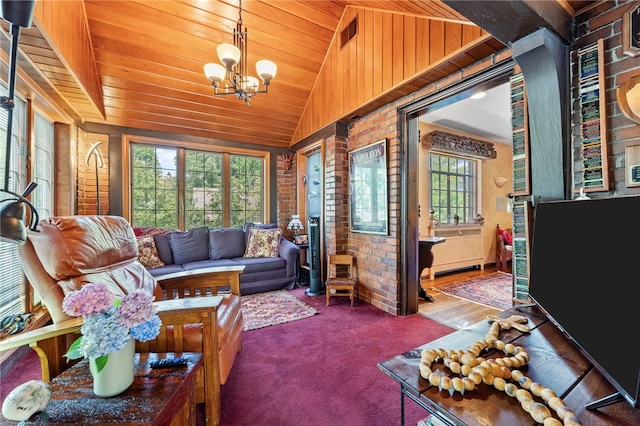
[400,62,516,315]
[296,142,326,282]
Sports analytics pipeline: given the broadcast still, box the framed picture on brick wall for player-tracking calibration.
[626,143,640,188]
[349,139,388,235]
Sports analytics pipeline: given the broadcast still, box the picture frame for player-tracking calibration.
[349,139,388,235]
[625,143,640,188]
[294,234,308,245]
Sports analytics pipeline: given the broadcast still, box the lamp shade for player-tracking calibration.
[0,0,36,28]
[256,60,277,84]
[287,214,303,232]
[217,43,241,69]
[204,63,226,85]
[0,200,27,244]
[243,76,259,92]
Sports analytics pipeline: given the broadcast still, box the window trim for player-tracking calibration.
[428,152,481,225]
[121,134,271,226]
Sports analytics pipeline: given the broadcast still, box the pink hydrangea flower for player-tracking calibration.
[62,283,161,361]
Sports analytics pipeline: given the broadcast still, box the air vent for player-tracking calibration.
[340,16,358,48]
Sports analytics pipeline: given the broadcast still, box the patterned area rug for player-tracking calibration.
[242,289,319,331]
[430,272,513,310]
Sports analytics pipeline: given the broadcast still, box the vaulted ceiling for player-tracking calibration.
[0,1,604,149]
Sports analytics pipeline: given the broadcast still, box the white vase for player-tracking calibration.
[89,338,135,397]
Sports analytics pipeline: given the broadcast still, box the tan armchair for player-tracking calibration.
[9,215,245,425]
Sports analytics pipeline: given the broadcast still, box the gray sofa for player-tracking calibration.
[135,223,300,295]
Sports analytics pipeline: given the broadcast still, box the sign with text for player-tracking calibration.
[349,139,388,234]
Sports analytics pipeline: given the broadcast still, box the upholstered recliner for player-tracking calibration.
[16,215,244,425]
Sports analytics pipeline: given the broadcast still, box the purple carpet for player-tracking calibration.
[2,288,454,425]
[220,287,454,425]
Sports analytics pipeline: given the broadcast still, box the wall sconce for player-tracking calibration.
[286,214,304,236]
[493,176,508,188]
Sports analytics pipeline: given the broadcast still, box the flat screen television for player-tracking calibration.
[528,196,640,409]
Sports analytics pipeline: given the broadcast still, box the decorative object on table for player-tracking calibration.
[294,233,308,245]
[0,312,33,338]
[473,213,485,225]
[62,282,162,397]
[452,214,459,225]
[418,314,582,425]
[1,380,51,421]
[430,271,513,311]
[575,187,591,200]
[241,289,318,331]
[427,209,439,229]
[287,214,304,236]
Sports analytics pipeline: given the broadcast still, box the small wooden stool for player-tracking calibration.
[325,254,357,307]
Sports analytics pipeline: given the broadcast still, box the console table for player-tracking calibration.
[378,305,640,425]
[2,352,202,425]
[418,236,445,302]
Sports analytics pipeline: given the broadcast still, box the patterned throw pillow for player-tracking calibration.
[244,228,282,258]
[136,235,165,269]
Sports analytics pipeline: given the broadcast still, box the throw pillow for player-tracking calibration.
[243,222,277,245]
[153,233,174,265]
[136,235,165,269]
[244,227,282,258]
[167,226,209,264]
[502,229,513,246]
[209,227,246,259]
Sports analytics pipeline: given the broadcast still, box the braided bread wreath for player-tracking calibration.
[418,315,582,426]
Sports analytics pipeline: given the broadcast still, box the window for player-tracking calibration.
[429,153,477,225]
[229,154,264,227]
[132,145,178,228]
[30,111,55,307]
[129,141,266,230]
[0,90,54,319]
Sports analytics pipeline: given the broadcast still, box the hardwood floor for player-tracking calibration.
[418,265,509,330]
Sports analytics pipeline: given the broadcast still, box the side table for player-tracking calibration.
[294,242,309,286]
[1,352,203,425]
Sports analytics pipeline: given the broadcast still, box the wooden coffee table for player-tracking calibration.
[378,304,640,425]
[2,352,202,425]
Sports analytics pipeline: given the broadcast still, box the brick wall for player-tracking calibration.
[277,149,298,238]
[345,52,513,315]
[321,2,639,315]
[573,0,640,196]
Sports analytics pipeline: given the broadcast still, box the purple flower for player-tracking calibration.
[62,283,115,317]
[117,290,156,328]
[62,282,162,361]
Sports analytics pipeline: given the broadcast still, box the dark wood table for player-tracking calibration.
[378,304,640,425]
[418,236,446,302]
[2,352,202,425]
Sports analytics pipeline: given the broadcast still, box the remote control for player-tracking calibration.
[149,357,189,369]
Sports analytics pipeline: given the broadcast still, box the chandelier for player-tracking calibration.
[203,0,277,105]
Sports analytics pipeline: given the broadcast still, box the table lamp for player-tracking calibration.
[287,214,304,236]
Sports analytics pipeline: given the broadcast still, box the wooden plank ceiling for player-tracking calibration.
[1,0,603,148]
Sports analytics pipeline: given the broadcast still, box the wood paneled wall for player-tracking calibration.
[34,0,104,118]
[293,6,485,143]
